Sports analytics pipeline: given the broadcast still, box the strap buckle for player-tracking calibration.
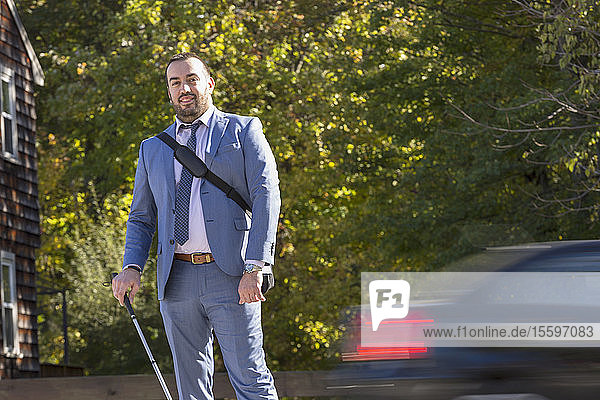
[191,253,212,265]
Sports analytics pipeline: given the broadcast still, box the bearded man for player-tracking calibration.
[112,52,280,400]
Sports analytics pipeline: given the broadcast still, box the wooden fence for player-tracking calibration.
[0,371,555,400]
[0,371,375,399]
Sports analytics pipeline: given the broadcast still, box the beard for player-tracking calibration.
[173,91,211,122]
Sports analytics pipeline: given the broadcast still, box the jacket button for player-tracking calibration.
[170,239,174,245]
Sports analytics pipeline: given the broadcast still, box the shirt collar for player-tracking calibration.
[175,105,215,134]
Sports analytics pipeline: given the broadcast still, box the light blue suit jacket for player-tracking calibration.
[122,108,281,300]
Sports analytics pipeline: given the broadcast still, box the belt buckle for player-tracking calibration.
[191,253,209,265]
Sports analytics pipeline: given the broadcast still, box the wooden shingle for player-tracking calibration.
[0,0,44,378]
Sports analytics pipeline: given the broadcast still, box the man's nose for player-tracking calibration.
[181,83,191,93]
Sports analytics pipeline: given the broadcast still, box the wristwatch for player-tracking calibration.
[243,263,263,274]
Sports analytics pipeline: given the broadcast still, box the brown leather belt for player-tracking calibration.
[174,252,214,265]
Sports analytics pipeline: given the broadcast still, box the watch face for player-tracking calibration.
[244,264,254,273]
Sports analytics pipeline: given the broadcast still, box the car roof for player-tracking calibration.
[444,240,600,272]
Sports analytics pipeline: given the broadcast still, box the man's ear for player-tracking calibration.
[207,76,215,94]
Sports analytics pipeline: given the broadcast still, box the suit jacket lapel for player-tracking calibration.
[161,122,177,205]
[205,108,229,169]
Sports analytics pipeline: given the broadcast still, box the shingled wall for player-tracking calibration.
[0,0,41,378]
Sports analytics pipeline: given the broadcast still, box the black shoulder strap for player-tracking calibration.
[157,131,179,151]
[156,131,252,216]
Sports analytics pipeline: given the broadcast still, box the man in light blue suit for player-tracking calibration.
[112,52,280,399]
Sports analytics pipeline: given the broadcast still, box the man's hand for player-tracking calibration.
[238,272,265,304]
[112,268,142,306]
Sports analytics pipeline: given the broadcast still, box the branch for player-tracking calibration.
[447,102,599,134]
[408,0,526,39]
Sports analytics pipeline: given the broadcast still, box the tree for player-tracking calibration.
[450,0,600,220]
[18,0,599,374]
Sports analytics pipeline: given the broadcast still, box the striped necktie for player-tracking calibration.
[174,123,201,245]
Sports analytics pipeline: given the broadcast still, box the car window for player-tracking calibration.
[510,252,600,272]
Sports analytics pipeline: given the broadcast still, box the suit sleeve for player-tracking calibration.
[122,140,157,271]
[242,117,281,265]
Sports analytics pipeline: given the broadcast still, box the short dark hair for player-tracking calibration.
[164,52,211,83]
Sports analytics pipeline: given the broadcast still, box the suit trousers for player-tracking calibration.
[160,259,278,400]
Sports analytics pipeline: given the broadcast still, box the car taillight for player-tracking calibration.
[341,311,434,362]
[342,345,430,361]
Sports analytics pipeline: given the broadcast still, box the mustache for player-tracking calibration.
[178,93,196,102]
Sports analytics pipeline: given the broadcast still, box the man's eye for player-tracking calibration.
[171,81,180,86]
[189,77,198,82]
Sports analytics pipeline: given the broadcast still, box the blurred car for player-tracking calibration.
[325,240,600,400]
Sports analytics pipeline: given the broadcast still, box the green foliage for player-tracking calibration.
[16,0,600,375]
[36,193,173,373]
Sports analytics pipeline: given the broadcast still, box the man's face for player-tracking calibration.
[166,58,215,122]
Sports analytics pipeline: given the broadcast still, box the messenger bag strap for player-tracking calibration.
[157,131,252,217]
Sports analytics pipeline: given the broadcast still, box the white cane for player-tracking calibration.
[111,273,173,400]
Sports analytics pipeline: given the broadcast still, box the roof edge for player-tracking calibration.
[6,0,44,86]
